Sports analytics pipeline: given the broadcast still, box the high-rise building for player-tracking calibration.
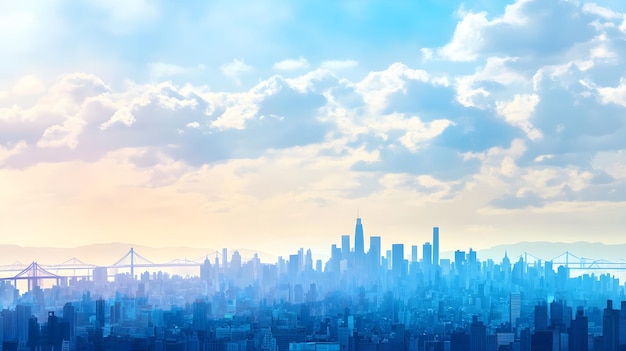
[222,248,228,271]
[433,227,439,266]
[423,242,433,266]
[341,235,350,260]
[535,302,548,331]
[369,236,381,269]
[620,301,626,348]
[570,307,588,351]
[392,244,405,278]
[603,300,620,351]
[354,217,364,257]
[411,245,418,263]
[510,293,521,328]
[95,299,105,327]
[470,315,487,351]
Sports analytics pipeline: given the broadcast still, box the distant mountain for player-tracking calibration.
[465,241,626,263]
[0,243,278,267]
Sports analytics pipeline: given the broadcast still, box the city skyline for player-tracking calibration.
[2,0,626,253]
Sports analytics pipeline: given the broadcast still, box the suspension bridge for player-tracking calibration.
[509,251,626,271]
[0,247,216,290]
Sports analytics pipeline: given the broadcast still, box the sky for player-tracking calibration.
[2,0,626,259]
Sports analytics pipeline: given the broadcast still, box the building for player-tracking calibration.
[433,227,439,266]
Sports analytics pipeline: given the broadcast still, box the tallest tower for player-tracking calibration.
[433,227,439,266]
[354,217,364,256]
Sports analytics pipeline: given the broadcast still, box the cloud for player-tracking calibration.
[220,59,253,85]
[438,11,490,62]
[12,74,45,96]
[320,59,359,70]
[273,57,309,71]
[435,0,597,62]
[495,93,542,140]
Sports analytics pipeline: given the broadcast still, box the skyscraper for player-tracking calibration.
[369,236,381,269]
[433,227,440,266]
[423,242,432,266]
[570,308,588,351]
[392,244,405,278]
[341,235,350,261]
[354,217,364,257]
[603,300,619,351]
[510,292,521,328]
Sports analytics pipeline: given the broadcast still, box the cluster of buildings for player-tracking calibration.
[0,218,625,351]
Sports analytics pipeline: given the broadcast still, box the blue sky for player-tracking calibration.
[2,0,626,257]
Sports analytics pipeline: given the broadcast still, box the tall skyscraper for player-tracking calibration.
[510,292,521,328]
[470,315,487,351]
[411,245,418,263]
[392,244,405,277]
[369,236,381,269]
[423,242,432,266]
[341,235,350,260]
[570,308,588,351]
[535,302,548,331]
[354,217,364,256]
[433,227,439,266]
[603,300,620,351]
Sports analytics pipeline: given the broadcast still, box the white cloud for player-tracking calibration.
[582,3,621,19]
[437,11,489,62]
[454,56,526,108]
[320,59,359,70]
[356,62,429,111]
[12,74,45,96]
[273,57,309,71]
[0,141,27,165]
[495,93,542,140]
[596,78,626,107]
[220,59,253,85]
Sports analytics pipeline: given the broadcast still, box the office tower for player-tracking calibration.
[433,227,439,266]
[305,249,313,271]
[570,307,588,351]
[231,251,242,275]
[222,248,228,271]
[470,315,487,351]
[455,250,466,273]
[604,300,620,351]
[510,293,521,328]
[298,248,304,271]
[423,242,433,266]
[369,236,381,269]
[392,244,405,277]
[341,235,350,260]
[354,217,364,257]
[411,245,418,263]
[16,304,31,344]
[47,311,62,351]
[619,301,626,350]
[551,300,571,332]
[193,300,209,331]
[96,299,106,327]
[535,302,548,331]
